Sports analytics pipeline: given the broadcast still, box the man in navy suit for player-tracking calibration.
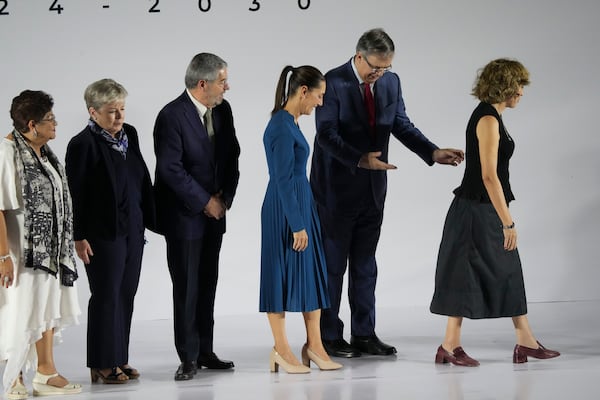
[153,53,240,380]
[310,28,463,358]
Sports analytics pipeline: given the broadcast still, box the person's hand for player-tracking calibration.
[503,226,517,251]
[358,152,397,170]
[292,229,308,252]
[0,256,14,288]
[75,239,94,264]
[204,195,226,220]
[433,148,464,166]
[214,190,231,210]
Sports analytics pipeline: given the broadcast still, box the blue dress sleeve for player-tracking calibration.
[264,118,305,232]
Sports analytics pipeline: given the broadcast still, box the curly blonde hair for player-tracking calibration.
[472,58,530,103]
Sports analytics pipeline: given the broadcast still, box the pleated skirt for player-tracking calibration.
[259,179,330,313]
[430,196,527,319]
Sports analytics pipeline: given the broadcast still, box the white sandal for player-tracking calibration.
[7,380,28,400]
[32,371,82,396]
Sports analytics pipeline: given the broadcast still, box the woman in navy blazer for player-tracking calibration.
[65,79,155,384]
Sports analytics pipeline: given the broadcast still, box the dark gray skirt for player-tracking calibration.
[430,196,527,319]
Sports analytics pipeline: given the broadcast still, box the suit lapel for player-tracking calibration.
[179,92,215,167]
[341,61,370,133]
[94,133,118,197]
[179,92,208,139]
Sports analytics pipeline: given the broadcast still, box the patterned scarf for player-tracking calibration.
[88,119,128,158]
[12,130,78,286]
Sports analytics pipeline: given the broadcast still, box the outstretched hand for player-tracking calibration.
[433,148,464,166]
[358,152,397,170]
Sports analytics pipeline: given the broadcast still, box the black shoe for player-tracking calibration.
[197,352,235,370]
[350,335,397,356]
[174,361,197,381]
[323,339,361,358]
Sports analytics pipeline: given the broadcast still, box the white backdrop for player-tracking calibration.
[1,0,598,322]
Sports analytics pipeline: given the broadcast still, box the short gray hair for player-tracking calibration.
[84,78,128,110]
[356,28,395,58]
[184,53,228,89]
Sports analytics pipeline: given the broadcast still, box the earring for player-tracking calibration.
[33,128,38,138]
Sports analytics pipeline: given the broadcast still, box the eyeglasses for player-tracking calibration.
[362,55,392,73]
[38,116,57,124]
[210,79,228,88]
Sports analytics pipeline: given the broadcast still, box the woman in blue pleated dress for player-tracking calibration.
[260,65,342,373]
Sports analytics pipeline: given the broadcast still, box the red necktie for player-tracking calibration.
[364,82,375,136]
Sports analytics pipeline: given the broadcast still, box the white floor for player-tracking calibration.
[2,300,598,400]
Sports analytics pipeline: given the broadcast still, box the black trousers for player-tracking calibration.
[166,227,223,363]
[85,232,145,368]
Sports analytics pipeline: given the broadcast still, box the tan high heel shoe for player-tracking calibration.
[301,344,343,370]
[270,348,310,374]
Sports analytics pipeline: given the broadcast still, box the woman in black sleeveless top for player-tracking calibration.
[429,59,560,366]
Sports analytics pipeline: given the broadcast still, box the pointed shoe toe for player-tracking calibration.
[270,348,310,374]
[301,344,343,371]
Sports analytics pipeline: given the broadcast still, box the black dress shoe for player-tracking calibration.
[350,335,397,356]
[197,352,235,369]
[174,361,197,381]
[323,339,361,358]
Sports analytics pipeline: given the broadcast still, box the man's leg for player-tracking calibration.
[348,206,396,355]
[195,224,234,369]
[316,204,353,341]
[347,206,383,337]
[196,230,222,356]
[165,237,202,366]
[316,204,361,358]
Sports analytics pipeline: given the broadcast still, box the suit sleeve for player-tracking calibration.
[315,81,363,172]
[126,126,157,232]
[265,125,304,232]
[65,135,92,241]
[389,75,438,165]
[153,109,211,215]
[217,102,240,209]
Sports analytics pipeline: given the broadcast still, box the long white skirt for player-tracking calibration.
[0,209,80,392]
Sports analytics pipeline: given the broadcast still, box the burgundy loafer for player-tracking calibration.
[435,345,480,367]
[513,341,560,364]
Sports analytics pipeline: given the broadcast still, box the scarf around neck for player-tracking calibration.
[12,130,77,286]
[88,119,128,159]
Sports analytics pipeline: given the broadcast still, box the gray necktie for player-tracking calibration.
[204,108,215,143]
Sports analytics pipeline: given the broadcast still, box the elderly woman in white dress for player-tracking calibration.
[0,90,81,399]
